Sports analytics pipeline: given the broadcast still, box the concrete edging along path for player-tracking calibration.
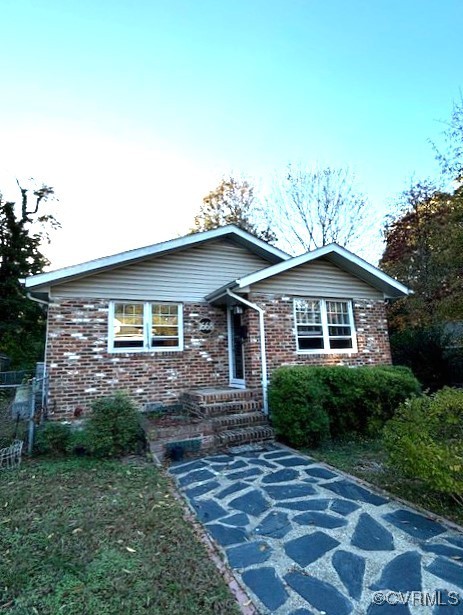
[169,445,463,615]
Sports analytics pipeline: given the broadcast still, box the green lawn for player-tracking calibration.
[306,437,463,527]
[0,458,240,615]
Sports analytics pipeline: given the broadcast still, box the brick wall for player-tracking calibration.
[243,293,392,388]
[45,294,392,419]
[46,299,229,419]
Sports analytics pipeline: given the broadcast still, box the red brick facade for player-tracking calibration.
[46,299,230,418]
[242,294,392,389]
[45,294,391,419]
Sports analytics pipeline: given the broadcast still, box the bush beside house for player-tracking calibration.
[269,365,421,448]
[35,392,144,458]
[383,387,463,504]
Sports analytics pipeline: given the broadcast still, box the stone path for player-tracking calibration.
[169,446,463,615]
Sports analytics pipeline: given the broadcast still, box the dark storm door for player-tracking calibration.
[228,308,246,387]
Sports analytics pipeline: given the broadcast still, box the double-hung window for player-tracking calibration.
[109,301,183,352]
[294,298,356,353]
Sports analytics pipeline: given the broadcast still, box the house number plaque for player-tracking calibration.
[198,318,214,334]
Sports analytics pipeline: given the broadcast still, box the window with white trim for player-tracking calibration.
[109,302,183,352]
[294,298,356,352]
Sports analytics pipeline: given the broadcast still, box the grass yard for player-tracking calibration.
[0,458,240,615]
[306,437,463,527]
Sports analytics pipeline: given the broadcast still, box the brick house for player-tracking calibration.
[24,225,409,452]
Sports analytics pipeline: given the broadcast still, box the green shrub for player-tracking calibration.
[269,367,330,447]
[86,392,144,458]
[269,365,421,447]
[347,365,421,435]
[66,428,93,456]
[34,422,72,456]
[383,387,463,504]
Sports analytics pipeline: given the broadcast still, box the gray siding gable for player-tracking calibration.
[251,257,384,299]
[51,239,271,302]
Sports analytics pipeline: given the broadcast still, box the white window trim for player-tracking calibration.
[108,301,184,353]
[294,298,357,354]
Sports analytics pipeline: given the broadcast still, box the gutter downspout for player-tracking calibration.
[26,292,51,407]
[226,289,269,415]
[26,292,50,307]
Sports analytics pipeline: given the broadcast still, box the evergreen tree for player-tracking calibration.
[0,182,58,368]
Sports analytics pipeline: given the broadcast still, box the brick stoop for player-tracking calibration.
[181,387,262,417]
[146,387,274,462]
[212,411,267,431]
[215,424,275,447]
[182,387,274,451]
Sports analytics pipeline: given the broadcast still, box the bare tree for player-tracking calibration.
[267,164,369,254]
[432,94,463,183]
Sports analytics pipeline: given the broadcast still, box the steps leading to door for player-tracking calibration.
[215,424,275,447]
[182,387,274,453]
[212,410,268,431]
[181,387,263,418]
[146,387,275,462]
[182,386,260,404]
[188,399,262,418]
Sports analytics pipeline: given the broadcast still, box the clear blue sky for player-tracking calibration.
[1,0,462,267]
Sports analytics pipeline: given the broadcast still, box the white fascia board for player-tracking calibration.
[205,283,238,303]
[236,243,411,297]
[24,225,289,290]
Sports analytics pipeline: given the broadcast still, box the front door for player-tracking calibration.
[228,307,246,387]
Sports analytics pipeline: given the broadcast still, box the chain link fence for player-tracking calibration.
[0,365,47,469]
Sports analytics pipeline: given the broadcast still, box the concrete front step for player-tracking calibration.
[215,424,275,447]
[212,411,268,432]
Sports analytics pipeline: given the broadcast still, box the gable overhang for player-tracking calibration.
[207,243,411,303]
[206,283,241,306]
[23,225,290,294]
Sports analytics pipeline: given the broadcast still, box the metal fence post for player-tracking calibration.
[28,378,35,455]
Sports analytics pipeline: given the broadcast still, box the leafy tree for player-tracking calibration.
[268,164,369,254]
[191,176,276,243]
[381,98,463,387]
[380,181,463,331]
[0,181,58,368]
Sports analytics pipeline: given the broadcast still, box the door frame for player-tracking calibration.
[227,306,246,388]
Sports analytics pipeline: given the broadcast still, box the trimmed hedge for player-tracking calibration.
[268,365,420,448]
[383,387,463,503]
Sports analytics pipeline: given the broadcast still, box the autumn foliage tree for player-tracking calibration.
[382,97,463,335]
[380,181,463,389]
[0,181,58,368]
[381,182,463,330]
[191,176,276,243]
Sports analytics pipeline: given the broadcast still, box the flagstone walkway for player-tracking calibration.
[169,446,463,615]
